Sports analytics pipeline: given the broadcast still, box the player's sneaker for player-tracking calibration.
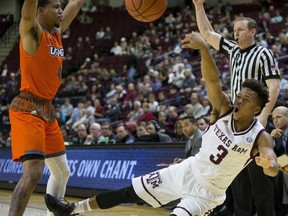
[44,193,78,216]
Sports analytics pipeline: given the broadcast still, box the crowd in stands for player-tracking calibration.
[1,0,288,147]
[0,13,14,38]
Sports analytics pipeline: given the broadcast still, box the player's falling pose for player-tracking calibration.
[44,32,279,216]
[8,0,83,215]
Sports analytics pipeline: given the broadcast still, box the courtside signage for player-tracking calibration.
[0,146,184,190]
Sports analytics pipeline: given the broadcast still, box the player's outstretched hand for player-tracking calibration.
[181,31,208,50]
[255,153,275,169]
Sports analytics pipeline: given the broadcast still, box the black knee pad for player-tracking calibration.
[96,186,141,209]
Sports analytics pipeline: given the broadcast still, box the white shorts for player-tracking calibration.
[132,157,226,216]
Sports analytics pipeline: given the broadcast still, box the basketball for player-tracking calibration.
[125,0,168,22]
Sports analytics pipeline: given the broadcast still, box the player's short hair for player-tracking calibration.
[37,0,51,8]
[242,79,269,111]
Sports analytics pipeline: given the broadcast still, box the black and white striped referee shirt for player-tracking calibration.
[219,37,280,102]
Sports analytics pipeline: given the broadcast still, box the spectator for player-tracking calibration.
[78,11,93,24]
[190,92,204,119]
[93,98,105,119]
[271,106,288,215]
[84,122,104,145]
[156,91,169,113]
[103,26,113,40]
[120,99,132,121]
[171,62,185,89]
[183,116,203,158]
[197,96,212,118]
[60,97,73,122]
[114,84,127,101]
[181,69,197,93]
[157,111,168,130]
[115,124,135,144]
[66,102,85,130]
[165,105,179,137]
[1,64,8,77]
[127,65,137,83]
[72,123,88,145]
[279,69,288,94]
[167,85,182,106]
[110,41,123,56]
[55,110,65,126]
[88,84,101,102]
[123,83,138,102]
[71,109,87,131]
[126,100,144,126]
[98,122,117,145]
[95,26,105,39]
[60,125,71,145]
[138,102,155,123]
[179,104,194,119]
[193,77,207,98]
[173,120,188,142]
[148,93,159,113]
[84,107,95,129]
[196,116,209,133]
[105,83,117,104]
[104,97,121,121]
[175,116,203,161]
[145,120,172,143]
[135,121,149,141]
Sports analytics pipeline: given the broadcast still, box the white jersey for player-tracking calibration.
[132,109,266,215]
[193,109,265,192]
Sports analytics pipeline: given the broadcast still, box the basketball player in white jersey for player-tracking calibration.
[44,32,279,216]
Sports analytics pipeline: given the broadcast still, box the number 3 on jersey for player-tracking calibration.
[210,145,228,164]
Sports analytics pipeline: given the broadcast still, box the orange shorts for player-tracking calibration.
[9,110,65,162]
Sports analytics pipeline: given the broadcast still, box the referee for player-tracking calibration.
[193,0,280,216]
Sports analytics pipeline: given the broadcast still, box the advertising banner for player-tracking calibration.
[0,145,184,190]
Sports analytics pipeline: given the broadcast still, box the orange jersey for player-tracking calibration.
[19,29,63,99]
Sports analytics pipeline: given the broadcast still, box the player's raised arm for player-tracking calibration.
[20,0,37,36]
[192,0,222,50]
[181,32,231,116]
[19,0,41,56]
[60,0,84,33]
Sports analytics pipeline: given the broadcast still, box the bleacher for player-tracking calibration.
[0,1,288,144]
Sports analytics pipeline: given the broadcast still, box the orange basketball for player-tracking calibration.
[125,0,168,22]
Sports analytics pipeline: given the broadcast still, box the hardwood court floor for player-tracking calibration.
[0,189,170,216]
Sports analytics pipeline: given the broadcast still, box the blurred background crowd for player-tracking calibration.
[0,0,288,147]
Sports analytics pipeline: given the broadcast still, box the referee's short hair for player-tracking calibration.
[233,17,258,33]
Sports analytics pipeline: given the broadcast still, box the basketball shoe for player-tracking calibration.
[44,193,78,216]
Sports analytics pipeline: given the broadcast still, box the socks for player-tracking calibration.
[73,198,92,213]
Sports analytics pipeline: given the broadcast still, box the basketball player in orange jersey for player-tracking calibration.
[8,0,84,215]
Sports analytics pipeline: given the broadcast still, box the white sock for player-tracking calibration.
[74,198,92,213]
[45,154,70,216]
